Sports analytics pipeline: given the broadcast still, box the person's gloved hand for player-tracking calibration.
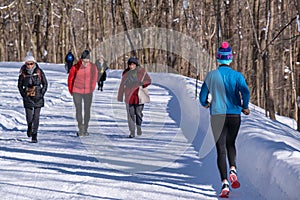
[242,108,250,115]
[204,102,210,108]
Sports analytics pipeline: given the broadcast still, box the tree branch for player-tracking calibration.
[261,16,297,53]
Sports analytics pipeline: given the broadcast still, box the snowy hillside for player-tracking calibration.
[0,62,299,200]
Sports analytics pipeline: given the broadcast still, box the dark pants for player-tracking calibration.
[126,104,144,134]
[25,107,41,134]
[66,62,73,73]
[98,81,104,90]
[73,92,93,130]
[211,114,241,181]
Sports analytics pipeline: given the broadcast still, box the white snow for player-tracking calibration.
[0,62,299,200]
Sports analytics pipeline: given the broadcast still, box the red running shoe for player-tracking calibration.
[229,170,241,189]
[219,182,230,198]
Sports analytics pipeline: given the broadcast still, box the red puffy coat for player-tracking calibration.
[117,67,151,104]
[68,60,98,95]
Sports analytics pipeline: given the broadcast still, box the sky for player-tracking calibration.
[0,62,299,200]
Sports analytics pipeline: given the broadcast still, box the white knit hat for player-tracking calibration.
[24,55,36,63]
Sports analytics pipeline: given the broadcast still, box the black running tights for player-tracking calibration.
[211,114,241,181]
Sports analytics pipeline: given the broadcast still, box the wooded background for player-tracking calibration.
[1,0,300,129]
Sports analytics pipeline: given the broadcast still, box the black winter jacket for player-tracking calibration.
[18,64,48,108]
[95,60,108,82]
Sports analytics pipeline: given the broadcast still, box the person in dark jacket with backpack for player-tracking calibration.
[65,50,74,74]
[95,55,108,91]
[68,50,98,136]
[18,54,48,143]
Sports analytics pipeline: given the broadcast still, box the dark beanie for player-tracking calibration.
[127,57,139,66]
[81,50,90,59]
[216,41,233,64]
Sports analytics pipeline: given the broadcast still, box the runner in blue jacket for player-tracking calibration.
[199,41,250,198]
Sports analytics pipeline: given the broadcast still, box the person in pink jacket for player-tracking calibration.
[68,50,98,136]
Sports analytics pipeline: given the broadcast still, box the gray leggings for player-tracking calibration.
[126,104,144,133]
[73,92,93,127]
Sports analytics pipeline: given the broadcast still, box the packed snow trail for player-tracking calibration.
[0,62,290,199]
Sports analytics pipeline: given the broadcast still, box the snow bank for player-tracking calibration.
[238,115,300,200]
[169,73,300,200]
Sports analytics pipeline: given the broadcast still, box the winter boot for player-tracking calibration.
[229,169,240,189]
[137,126,142,136]
[76,124,85,136]
[219,182,230,198]
[129,131,135,138]
[31,130,38,143]
[83,124,89,136]
[27,123,32,137]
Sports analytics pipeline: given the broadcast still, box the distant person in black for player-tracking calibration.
[65,50,74,74]
[95,55,108,91]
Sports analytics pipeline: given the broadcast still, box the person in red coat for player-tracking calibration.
[117,57,151,138]
[68,50,98,136]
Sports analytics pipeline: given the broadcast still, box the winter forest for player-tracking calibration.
[1,0,300,128]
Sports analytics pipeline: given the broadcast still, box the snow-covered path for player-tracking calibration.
[1,62,298,199]
[0,63,216,199]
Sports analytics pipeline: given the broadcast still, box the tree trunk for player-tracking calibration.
[20,1,37,58]
[250,0,261,107]
[50,1,56,62]
[266,0,276,120]
[110,0,117,69]
[84,0,91,50]
[44,0,52,63]
[290,43,298,121]
[117,0,135,56]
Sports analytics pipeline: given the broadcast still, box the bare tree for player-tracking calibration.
[261,0,275,119]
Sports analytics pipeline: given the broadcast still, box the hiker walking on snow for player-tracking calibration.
[95,55,108,91]
[68,50,98,136]
[117,57,151,138]
[199,42,250,198]
[65,50,74,74]
[18,54,48,143]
